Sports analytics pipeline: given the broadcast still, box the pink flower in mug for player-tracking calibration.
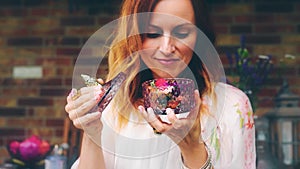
[155,79,168,89]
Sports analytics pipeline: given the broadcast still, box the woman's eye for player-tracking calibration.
[173,32,189,39]
[146,33,162,39]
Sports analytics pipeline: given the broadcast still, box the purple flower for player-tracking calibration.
[19,140,40,161]
[235,52,240,66]
[169,80,180,97]
[226,52,233,65]
[225,35,273,111]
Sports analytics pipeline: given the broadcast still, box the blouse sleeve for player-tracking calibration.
[211,85,256,169]
[232,91,256,169]
[227,87,256,169]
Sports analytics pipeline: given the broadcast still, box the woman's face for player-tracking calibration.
[140,0,197,78]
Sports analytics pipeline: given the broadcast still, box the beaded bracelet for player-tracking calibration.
[181,143,212,169]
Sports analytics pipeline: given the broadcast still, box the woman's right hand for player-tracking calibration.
[65,85,104,142]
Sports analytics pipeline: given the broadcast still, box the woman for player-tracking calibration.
[65,0,256,168]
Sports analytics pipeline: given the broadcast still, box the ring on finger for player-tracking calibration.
[153,127,162,135]
[71,89,81,101]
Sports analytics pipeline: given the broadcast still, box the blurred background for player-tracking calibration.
[0,0,299,168]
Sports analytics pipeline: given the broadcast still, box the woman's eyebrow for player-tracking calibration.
[148,23,194,29]
[174,23,195,29]
[147,24,161,30]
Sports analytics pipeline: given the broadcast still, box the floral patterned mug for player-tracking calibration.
[142,78,196,122]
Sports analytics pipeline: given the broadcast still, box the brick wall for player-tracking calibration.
[0,0,299,163]
[0,0,121,163]
[212,1,300,114]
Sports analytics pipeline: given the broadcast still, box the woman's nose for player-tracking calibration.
[159,35,175,55]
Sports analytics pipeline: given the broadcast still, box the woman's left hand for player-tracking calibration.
[138,89,202,148]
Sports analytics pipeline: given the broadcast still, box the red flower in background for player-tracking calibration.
[9,141,20,155]
[39,140,51,156]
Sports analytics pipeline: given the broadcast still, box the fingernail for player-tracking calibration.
[195,89,200,95]
[69,88,77,97]
[138,106,144,113]
[147,108,153,114]
[138,106,148,117]
[166,108,172,115]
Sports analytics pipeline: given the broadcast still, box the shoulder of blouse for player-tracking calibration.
[214,82,251,108]
[215,82,249,100]
[215,82,254,129]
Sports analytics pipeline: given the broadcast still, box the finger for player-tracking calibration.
[138,106,158,124]
[166,108,177,124]
[138,106,165,132]
[66,92,90,112]
[65,92,73,113]
[73,111,101,129]
[172,118,190,130]
[66,88,87,111]
[67,86,100,100]
[139,106,172,133]
[67,88,77,102]
[138,106,148,120]
[188,89,201,119]
[66,91,102,120]
[147,108,166,133]
[80,85,102,95]
[194,90,202,123]
[68,95,100,120]
[66,86,103,112]
[65,101,77,113]
[186,90,202,137]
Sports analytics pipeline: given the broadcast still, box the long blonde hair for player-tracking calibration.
[106,0,215,129]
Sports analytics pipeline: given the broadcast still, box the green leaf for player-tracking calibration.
[237,48,249,58]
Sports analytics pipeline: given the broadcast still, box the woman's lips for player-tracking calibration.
[155,58,180,65]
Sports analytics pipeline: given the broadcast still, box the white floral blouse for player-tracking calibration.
[72,83,256,169]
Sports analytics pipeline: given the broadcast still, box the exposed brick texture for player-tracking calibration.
[18,98,54,106]
[230,25,252,34]
[7,38,43,46]
[0,0,299,164]
[0,129,25,137]
[0,1,22,7]
[0,108,26,117]
[234,14,275,23]
[245,35,281,44]
[255,3,294,13]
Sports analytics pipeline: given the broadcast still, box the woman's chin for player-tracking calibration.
[152,70,180,79]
